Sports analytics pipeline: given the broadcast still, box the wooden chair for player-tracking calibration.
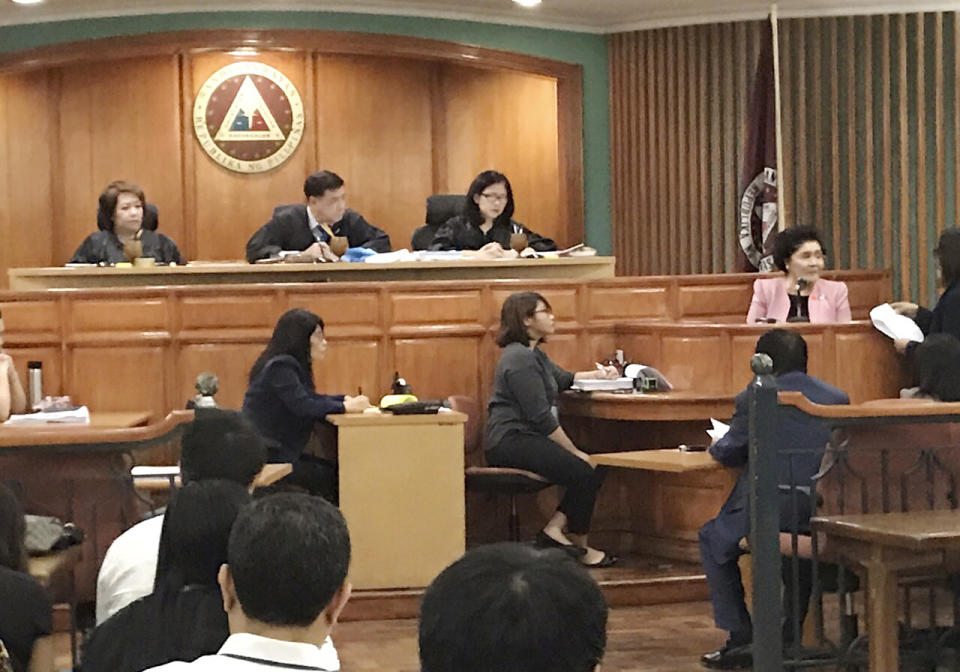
[448,395,552,541]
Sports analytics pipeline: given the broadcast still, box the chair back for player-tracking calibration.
[425,194,466,227]
[447,395,484,467]
[410,225,435,251]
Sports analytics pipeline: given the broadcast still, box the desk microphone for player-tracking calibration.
[795,277,809,295]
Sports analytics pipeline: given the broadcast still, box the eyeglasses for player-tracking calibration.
[480,192,508,203]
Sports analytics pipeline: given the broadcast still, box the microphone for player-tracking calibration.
[795,277,809,295]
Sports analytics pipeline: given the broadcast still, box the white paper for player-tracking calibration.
[870,303,925,342]
[4,406,90,425]
[707,418,730,443]
[570,377,635,392]
[131,465,180,477]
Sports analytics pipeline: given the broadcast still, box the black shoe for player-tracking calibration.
[534,530,586,557]
[700,642,752,669]
[582,551,618,568]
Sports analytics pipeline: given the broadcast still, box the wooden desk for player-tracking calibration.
[811,510,960,672]
[8,257,616,289]
[590,448,725,473]
[328,411,466,590]
[28,545,82,589]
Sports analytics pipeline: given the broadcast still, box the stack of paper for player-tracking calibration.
[3,406,91,425]
[707,418,730,443]
[570,377,634,392]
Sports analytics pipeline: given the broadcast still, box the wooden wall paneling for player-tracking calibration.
[721,23,737,271]
[316,339,380,398]
[440,64,563,246]
[634,33,647,276]
[934,13,945,243]
[608,36,622,271]
[697,26,711,272]
[780,22,794,229]
[828,19,841,265]
[812,19,826,247]
[554,50,585,250]
[795,20,809,232]
[586,286,670,321]
[188,51,314,261]
[666,28,678,274]
[881,15,893,271]
[649,30,663,274]
[0,70,56,281]
[58,56,183,265]
[178,53,198,260]
[5,347,63,397]
[392,336,483,401]
[69,343,169,416]
[863,16,876,268]
[709,24,723,273]
[658,334,728,393]
[916,14,928,306]
[314,55,435,252]
[655,29,669,273]
[729,334,760,390]
[176,343,264,409]
[897,15,910,301]
[834,330,905,402]
[846,17,859,268]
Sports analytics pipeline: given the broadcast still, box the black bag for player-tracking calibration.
[24,515,84,555]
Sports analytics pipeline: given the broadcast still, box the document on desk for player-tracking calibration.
[707,418,729,443]
[570,377,634,392]
[3,406,91,425]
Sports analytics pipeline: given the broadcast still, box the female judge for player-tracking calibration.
[746,226,851,324]
[485,292,618,567]
[69,181,185,265]
[0,311,27,422]
[242,309,371,501]
[429,170,557,256]
[891,226,960,355]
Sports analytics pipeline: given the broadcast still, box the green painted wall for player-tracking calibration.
[0,11,612,252]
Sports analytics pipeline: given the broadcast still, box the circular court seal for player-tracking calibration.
[193,62,305,174]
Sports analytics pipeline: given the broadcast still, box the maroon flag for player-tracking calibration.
[737,19,779,272]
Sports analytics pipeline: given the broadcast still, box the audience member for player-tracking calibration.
[142,493,351,672]
[698,330,849,669]
[70,180,184,265]
[96,409,267,623]
[892,226,960,355]
[81,480,251,672]
[245,170,390,262]
[900,333,960,401]
[486,292,618,567]
[429,170,556,257]
[419,542,607,672]
[0,312,27,422]
[0,484,53,672]
[746,226,851,323]
[243,309,371,501]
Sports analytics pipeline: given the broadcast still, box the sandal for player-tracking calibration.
[582,552,618,568]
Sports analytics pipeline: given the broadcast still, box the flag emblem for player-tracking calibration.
[193,62,304,174]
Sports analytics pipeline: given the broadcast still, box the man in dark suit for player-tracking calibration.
[245,170,391,262]
[699,329,849,670]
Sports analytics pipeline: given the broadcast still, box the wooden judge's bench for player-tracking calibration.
[0,265,902,578]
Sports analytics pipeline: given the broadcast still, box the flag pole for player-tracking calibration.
[771,4,786,231]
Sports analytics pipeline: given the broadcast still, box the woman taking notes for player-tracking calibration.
[69,180,185,265]
[486,292,619,567]
[429,170,557,256]
[746,226,851,324]
[243,309,371,501]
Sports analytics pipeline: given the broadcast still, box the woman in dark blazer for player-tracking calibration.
[485,292,618,567]
[242,309,371,501]
[429,170,556,255]
[892,227,960,355]
[69,180,185,265]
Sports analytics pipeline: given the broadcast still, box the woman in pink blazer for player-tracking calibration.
[746,226,852,324]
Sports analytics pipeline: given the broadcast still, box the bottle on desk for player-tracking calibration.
[27,361,43,410]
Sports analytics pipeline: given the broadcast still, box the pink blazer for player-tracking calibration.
[746,277,852,324]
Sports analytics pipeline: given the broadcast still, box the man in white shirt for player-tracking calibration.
[96,409,341,668]
[144,493,351,672]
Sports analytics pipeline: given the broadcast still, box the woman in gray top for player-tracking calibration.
[486,292,619,567]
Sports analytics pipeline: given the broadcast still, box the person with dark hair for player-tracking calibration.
[96,409,267,623]
[486,292,618,567]
[0,311,27,422]
[81,481,257,672]
[243,309,371,499]
[141,493,352,672]
[698,330,849,669]
[419,543,608,672]
[746,226,851,323]
[0,484,53,672]
[429,170,556,256]
[891,226,960,356]
[245,170,390,262]
[900,333,960,401]
[69,180,185,265]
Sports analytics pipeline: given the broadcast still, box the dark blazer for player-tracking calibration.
[241,354,345,463]
[908,281,960,357]
[429,215,556,252]
[69,229,185,265]
[245,204,391,262]
[701,370,849,565]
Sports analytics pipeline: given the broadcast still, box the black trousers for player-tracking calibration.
[278,454,339,505]
[486,430,603,534]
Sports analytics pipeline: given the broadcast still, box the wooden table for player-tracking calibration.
[28,545,83,589]
[8,257,615,289]
[590,448,725,473]
[328,411,466,590]
[811,510,960,672]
